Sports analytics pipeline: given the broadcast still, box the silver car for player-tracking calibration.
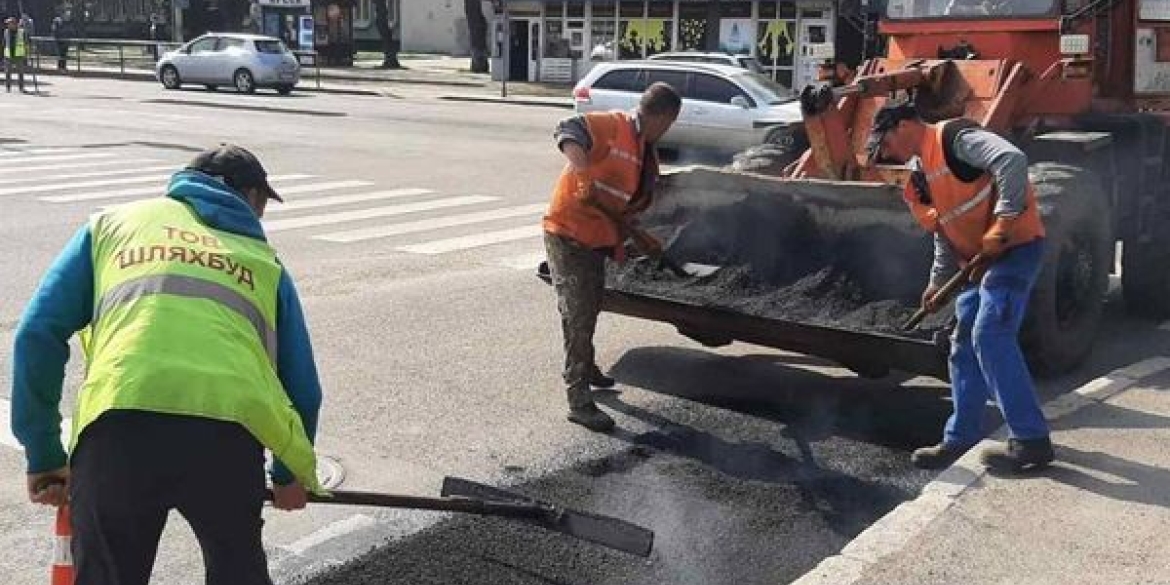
[573,61,803,155]
[156,33,300,95]
[648,51,766,74]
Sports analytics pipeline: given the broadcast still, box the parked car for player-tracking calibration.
[648,51,766,74]
[156,33,300,95]
[573,61,804,155]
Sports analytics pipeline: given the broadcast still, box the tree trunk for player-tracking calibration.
[465,0,489,73]
[373,0,401,69]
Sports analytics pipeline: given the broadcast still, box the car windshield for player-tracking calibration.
[733,72,792,104]
[255,40,288,54]
[886,0,1056,19]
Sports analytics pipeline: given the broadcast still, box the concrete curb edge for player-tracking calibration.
[28,67,477,95]
[788,356,1170,585]
[438,94,574,110]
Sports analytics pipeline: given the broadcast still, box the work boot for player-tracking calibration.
[567,403,615,433]
[980,438,1055,472]
[910,443,969,470]
[588,365,616,389]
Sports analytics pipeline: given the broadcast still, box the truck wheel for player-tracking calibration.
[728,125,807,177]
[1020,163,1112,376]
[1122,241,1170,319]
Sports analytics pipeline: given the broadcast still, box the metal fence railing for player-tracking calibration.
[27,36,321,89]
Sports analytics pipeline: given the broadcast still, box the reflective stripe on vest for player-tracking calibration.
[593,179,633,202]
[607,146,641,166]
[94,273,278,364]
[937,181,994,227]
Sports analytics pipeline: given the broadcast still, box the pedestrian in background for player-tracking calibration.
[3,16,29,93]
[12,144,326,585]
[51,15,67,71]
[542,82,681,432]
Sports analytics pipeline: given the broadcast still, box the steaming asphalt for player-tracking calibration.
[306,349,955,585]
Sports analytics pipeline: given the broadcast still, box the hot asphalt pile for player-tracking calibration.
[303,392,942,585]
[608,185,951,338]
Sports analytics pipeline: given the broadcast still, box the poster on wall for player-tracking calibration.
[719,19,755,55]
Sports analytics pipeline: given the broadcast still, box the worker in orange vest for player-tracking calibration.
[543,82,681,432]
[866,100,1054,472]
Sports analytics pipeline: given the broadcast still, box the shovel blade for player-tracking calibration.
[441,477,654,557]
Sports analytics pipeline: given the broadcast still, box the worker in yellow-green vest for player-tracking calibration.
[11,144,326,585]
[3,16,28,93]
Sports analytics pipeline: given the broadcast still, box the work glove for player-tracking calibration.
[920,284,942,314]
[981,216,1016,259]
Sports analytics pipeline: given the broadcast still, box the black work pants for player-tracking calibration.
[70,410,273,585]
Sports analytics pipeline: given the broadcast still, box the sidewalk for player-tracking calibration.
[792,357,1170,585]
[29,51,573,106]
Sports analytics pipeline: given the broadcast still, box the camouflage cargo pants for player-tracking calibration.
[544,232,606,409]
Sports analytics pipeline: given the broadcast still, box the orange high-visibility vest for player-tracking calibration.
[543,111,656,251]
[903,119,1045,261]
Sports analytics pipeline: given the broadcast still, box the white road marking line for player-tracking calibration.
[0,398,72,452]
[266,188,433,214]
[314,203,545,243]
[0,152,117,166]
[40,174,314,203]
[497,251,548,270]
[264,195,498,232]
[280,514,378,557]
[0,165,177,185]
[1160,321,1170,332]
[0,147,77,157]
[397,225,543,255]
[0,158,163,175]
[269,180,375,197]
[0,174,171,196]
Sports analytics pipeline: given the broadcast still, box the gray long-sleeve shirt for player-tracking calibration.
[929,126,1030,287]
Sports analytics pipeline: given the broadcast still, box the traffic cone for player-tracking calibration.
[50,505,74,585]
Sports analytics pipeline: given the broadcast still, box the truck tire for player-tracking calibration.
[1020,163,1112,376]
[728,125,808,177]
[1122,241,1170,319]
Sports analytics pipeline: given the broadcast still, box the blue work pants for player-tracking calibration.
[944,239,1050,448]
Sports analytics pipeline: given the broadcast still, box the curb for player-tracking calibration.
[439,94,574,110]
[789,356,1170,585]
[29,68,455,96]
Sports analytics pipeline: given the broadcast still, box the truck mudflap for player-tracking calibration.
[600,287,949,380]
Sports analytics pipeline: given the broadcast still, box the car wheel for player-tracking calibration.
[204,84,217,91]
[233,69,256,94]
[276,84,294,96]
[160,65,181,90]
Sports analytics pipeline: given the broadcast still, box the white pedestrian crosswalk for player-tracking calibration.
[2,145,549,269]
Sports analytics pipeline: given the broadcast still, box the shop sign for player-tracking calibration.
[258,0,311,7]
[719,18,754,54]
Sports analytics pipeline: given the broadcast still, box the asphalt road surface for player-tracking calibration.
[0,77,1166,585]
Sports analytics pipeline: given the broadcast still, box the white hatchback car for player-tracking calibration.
[573,61,803,155]
[156,33,300,95]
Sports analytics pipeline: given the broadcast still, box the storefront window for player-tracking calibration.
[677,3,708,52]
[757,1,797,92]
[591,2,617,61]
[618,0,672,59]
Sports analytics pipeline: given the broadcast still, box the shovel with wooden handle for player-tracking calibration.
[902,254,987,331]
[586,200,719,278]
[265,476,654,557]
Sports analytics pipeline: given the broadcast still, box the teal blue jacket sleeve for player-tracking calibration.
[11,226,94,473]
[270,269,323,486]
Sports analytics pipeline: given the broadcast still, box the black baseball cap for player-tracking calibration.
[865,100,919,163]
[186,144,283,202]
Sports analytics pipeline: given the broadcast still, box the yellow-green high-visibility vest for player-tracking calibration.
[7,28,26,58]
[76,197,321,493]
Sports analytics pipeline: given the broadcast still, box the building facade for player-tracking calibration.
[485,1,840,90]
